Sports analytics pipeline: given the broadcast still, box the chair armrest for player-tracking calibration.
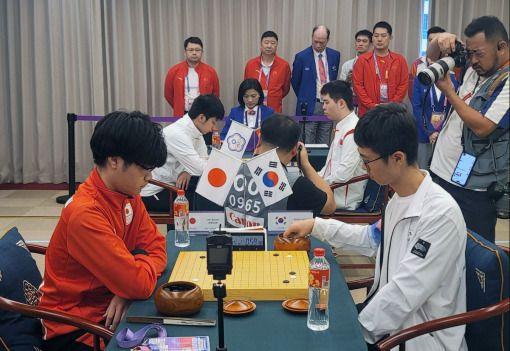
[347,277,374,290]
[0,296,113,341]
[27,243,47,255]
[330,174,370,190]
[148,179,180,193]
[376,298,510,351]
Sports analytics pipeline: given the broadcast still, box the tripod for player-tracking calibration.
[213,281,227,351]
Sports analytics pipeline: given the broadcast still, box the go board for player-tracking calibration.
[168,251,309,301]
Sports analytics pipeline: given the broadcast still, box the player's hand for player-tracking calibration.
[104,295,130,330]
[429,132,439,144]
[283,219,315,239]
[176,171,192,190]
[297,142,310,167]
[346,71,353,83]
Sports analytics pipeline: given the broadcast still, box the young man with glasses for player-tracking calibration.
[284,103,467,350]
[39,111,168,350]
[164,37,220,117]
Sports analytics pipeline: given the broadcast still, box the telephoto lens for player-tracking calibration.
[418,41,468,85]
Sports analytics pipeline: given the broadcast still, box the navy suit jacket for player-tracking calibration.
[220,105,274,151]
[291,46,340,115]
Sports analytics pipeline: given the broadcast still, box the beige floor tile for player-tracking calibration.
[495,218,509,244]
[0,190,16,198]
[0,207,32,216]
[24,207,64,217]
[4,190,64,199]
[350,288,368,304]
[0,197,47,207]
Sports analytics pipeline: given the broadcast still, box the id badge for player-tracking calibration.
[431,112,445,131]
[379,83,388,102]
[262,89,268,105]
[451,152,477,186]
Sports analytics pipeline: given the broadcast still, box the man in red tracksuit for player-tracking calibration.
[353,21,408,117]
[39,111,168,351]
[164,37,220,116]
[244,31,291,113]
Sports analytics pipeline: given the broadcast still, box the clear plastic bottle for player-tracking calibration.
[212,128,221,149]
[173,189,190,247]
[307,247,330,331]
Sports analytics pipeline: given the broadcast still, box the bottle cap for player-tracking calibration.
[313,248,326,257]
[177,189,185,196]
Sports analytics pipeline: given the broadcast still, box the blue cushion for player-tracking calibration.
[465,230,509,351]
[0,227,43,350]
[358,179,384,212]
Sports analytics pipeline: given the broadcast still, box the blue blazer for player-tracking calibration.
[412,73,458,143]
[220,105,274,151]
[291,46,340,115]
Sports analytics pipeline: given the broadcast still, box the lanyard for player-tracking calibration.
[186,75,190,93]
[429,88,448,112]
[243,108,261,128]
[373,52,388,82]
[258,59,272,90]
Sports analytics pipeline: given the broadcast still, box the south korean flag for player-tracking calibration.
[246,148,293,206]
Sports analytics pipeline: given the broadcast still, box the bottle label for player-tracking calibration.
[309,269,330,288]
[174,202,189,231]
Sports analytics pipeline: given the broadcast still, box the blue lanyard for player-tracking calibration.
[243,108,261,128]
[429,88,448,112]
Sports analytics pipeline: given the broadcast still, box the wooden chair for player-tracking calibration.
[347,245,510,351]
[146,178,179,226]
[376,298,509,351]
[324,174,390,225]
[0,243,113,351]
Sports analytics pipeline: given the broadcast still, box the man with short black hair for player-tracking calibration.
[429,16,509,242]
[292,25,341,144]
[142,94,225,211]
[284,103,467,350]
[40,111,168,351]
[353,21,408,117]
[244,31,291,113]
[340,29,373,82]
[319,80,366,209]
[225,114,335,227]
[164,37,220,116]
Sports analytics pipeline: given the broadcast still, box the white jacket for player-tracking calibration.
[319,111,366,210]
[141,114,208,197]
[312,172,467,350]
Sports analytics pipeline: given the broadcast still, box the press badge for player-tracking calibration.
[430,112,445,131]
[451,152,477,186]
[379,83,388,102]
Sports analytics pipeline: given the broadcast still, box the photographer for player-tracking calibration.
[429,16,509,242]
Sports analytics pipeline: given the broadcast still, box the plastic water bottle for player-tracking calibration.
[173,189,190,247]
[212,128,221,149]
[307,247,330,331]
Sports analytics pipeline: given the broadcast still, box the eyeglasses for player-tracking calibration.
[362,154,387,166]
[135,163,155,172]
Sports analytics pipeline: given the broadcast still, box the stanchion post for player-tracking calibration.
[56,113,77,204]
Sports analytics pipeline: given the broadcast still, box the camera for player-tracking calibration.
[206,230,233,281]
[418,41,468,85]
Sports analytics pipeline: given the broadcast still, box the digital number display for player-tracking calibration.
[232,235,264,247]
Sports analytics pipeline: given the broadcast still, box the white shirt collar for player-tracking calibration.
[313,48,327,58]
[335,111,358,131]
[183,113,203,138]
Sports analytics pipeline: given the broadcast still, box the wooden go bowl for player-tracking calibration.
[154,281,204,316]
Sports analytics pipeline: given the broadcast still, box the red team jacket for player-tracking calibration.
[244,55,291,113]
[39,168,167,347]
[164,61,220,116]
[353,50,409,117]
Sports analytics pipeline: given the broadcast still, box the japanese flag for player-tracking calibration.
[220,120,253,159]
[246,148,293,206]
[196,148,242,206]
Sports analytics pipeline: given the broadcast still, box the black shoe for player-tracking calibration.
[497,211,509,219]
